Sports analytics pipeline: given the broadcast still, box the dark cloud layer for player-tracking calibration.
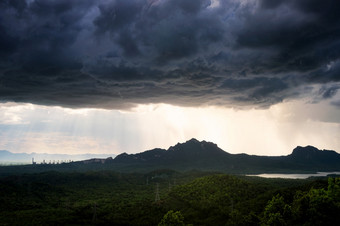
[0,0,340,109]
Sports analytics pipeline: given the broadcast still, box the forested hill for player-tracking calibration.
[105,138,340,173]
[0,170,339,225]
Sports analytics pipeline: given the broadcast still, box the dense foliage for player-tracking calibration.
[0,170,339,225]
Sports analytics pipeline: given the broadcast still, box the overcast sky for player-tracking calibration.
[0,0,340,155]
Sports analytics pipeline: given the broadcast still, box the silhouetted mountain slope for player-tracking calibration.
[109,139,340,173]
[287,145,340,166]
[112,148,166,164]
[111,138,229,168]
[166,138,228,160]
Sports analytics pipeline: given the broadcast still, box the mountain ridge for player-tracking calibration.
[1,139,340,174]
[111,138,228,164]
[105,139,340,173]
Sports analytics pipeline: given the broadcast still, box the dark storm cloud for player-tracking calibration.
[0,0,340,109]
[311,83,340,105]
[319,85,339,99]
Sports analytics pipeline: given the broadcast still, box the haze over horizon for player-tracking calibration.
[1,0,340,156]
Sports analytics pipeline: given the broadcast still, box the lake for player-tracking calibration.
[247,172,340,179]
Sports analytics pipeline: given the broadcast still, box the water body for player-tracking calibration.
[247,172,340,179]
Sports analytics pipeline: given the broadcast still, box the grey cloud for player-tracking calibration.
[332,100,340,108]
[0,0,340,109]
[260,0,284,9]
[219,77,289,107]
[319,86,339,99]
[236,0,340,75]
[311,83,340,105]
[94,0,144,34]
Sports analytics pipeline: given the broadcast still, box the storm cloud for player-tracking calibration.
[1,0,340,109]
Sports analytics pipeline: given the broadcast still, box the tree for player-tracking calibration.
[261,194,291,226]
[158,210,185,226]
[292,178,340,226]
[327,177,340,200]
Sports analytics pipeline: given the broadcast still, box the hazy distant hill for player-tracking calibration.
[107,138,340,173]
[0,150,115,164]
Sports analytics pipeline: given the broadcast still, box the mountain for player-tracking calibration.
[0,150,115,164]
[106,139,340,173]
[106,138,232,171]
[289,145,340,163]
[1,139,339,175]
[112,138,227,163]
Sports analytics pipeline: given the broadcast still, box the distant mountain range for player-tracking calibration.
[97,138,340,173]
[0,150,115,164]
[1,139,340,175]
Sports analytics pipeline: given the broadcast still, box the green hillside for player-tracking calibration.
[0,170,339,225]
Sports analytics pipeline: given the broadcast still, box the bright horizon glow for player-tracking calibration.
[1,97,340,156]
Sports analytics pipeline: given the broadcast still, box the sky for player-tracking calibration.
[0,0,340,156]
